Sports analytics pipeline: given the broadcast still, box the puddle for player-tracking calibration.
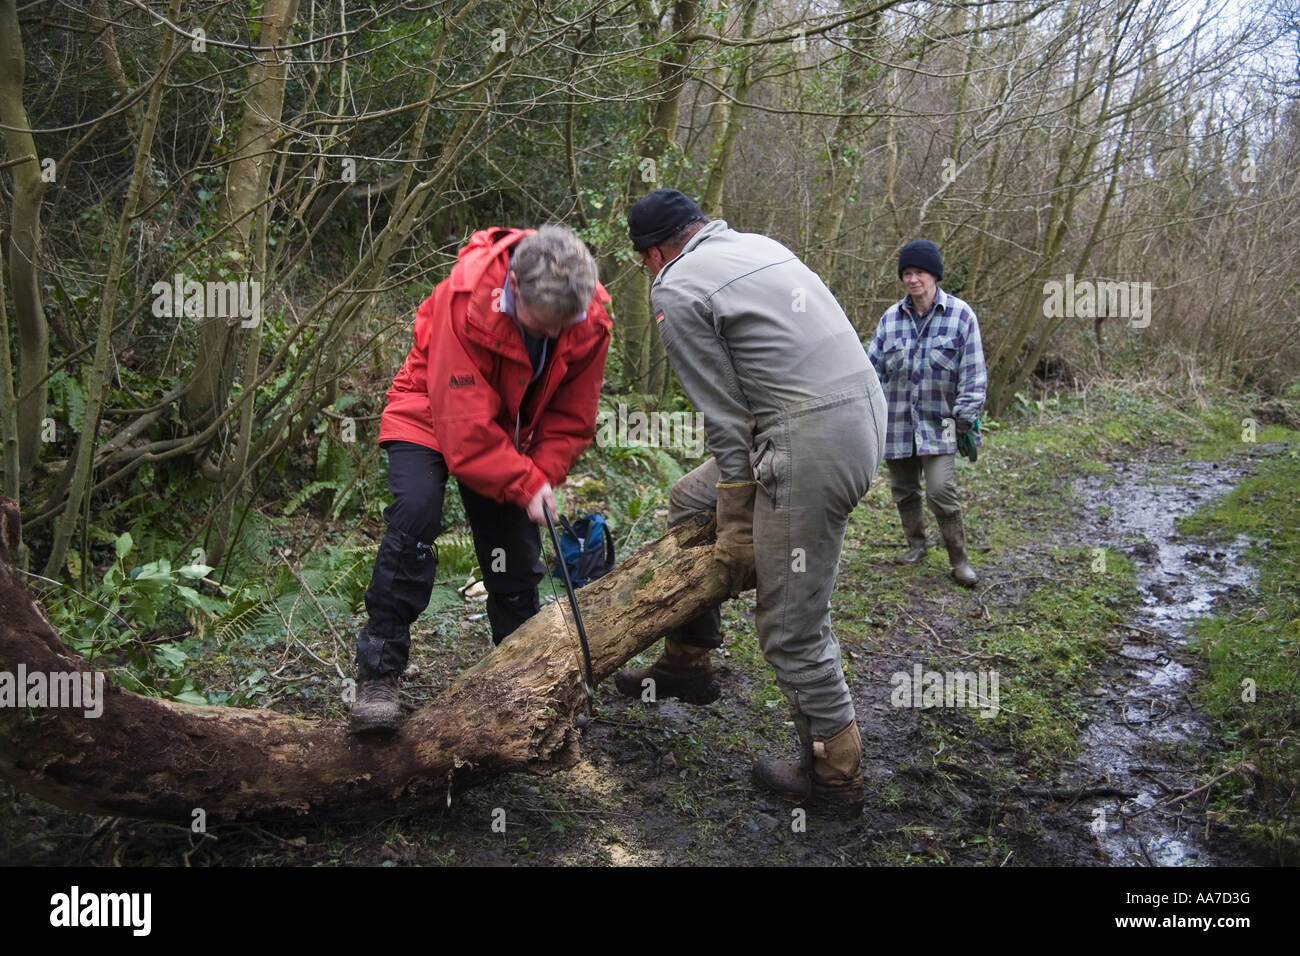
[1067,456,1261,866]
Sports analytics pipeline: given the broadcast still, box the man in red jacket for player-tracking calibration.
[351,225,611,733]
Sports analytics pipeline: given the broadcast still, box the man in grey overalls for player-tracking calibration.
[614,190,887,814]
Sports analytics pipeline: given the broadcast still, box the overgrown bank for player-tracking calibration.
[1178,452,1300,860]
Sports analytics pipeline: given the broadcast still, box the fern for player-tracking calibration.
[214,595,275,644]
[316,430,331,476]
[329,471,363,520]
[284,480,340,516]
[213,541,375,647]
[48,369,88,434]
[435,532,478,579]
[321,552,371,608]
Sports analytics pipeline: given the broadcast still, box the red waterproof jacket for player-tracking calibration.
[378,228,612,507]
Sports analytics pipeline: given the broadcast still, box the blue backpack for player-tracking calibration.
[551,513,616,588]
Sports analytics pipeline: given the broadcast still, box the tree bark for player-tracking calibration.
[181,0,302,432]
[0,0,49,485]
[0,255,22,530]
[807,2,882,285]
[700,0,760,217]
[614,0,698,398]
[0,495,726,824]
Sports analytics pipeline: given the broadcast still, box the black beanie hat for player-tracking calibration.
[898,239,943,281]
[627,189,705,251]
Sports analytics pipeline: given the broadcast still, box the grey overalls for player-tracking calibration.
[652,220,887,737]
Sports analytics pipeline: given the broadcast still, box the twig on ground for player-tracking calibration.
[277,548,347,679]
[899,603,942,646]
[976,573,1054,618]
[1013,784,1138,804]
[265,594,341,679]
[1124,764,1248,821]
[1123,623,1166,638]
[1160,764,1246,807]
[519,805,635,817]
[945,645,1016,664]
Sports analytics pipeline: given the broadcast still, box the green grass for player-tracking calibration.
[974,548,1135,768]
[9,375,1300,866]
[1177,449,1300,862]
[838,384,1168,775]
[1187,409,1300,460]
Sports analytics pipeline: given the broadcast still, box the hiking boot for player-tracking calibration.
[896,502,928,565]
[753,718,864,817]
[350,674,400,734]
[614,638,720,705]
[937,515,978,587]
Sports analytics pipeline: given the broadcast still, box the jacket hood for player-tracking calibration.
[447,226,612,334]
[448,228,534,294]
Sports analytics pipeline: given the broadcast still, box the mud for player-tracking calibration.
[1062,453,1265,866]
[0,448,1282,866]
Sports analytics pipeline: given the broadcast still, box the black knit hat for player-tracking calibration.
[898,239,943,281]
[627,189,705,251]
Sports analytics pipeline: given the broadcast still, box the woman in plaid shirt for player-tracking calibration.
[867,240,986,586]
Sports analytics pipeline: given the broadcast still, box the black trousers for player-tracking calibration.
[354,441,544,680]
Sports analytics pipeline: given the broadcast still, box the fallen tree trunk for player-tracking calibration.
[0,495,726,823]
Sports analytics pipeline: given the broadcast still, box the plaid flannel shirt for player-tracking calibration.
[867,288,986,460]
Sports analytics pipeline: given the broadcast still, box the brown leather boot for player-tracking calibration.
[349,674,400,734]
[752,718,864,816]
[937,515,978,587]
[896,502,928,565]
[614,638,721,705]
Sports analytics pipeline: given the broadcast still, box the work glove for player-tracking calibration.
[956,417,980,463]
[714,481,757,596]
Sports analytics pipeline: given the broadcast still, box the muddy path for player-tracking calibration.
[1055,453,1264,866]
[520,443,1278,868]
[0,448,1282,867]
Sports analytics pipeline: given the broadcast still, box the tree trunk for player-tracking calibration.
[699,0,760,218]
[807,2,882,284]
[0,259,21,533]
[0,496,726,824]
[0,0,49,485]
[614,0,698,397]
[182,0,302,432]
